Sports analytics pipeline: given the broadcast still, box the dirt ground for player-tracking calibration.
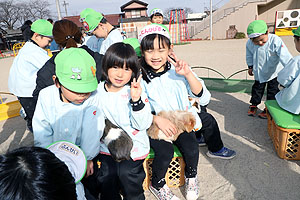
[1,36,300,200]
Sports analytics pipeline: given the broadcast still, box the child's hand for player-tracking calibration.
[248,68,253,76]
[85,160,94,177]
[168,52,191,77]
[130,74,142,102]
[154,115,177,137]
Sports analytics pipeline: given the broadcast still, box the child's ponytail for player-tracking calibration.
[53,19,83,49]
[65,36,78,48]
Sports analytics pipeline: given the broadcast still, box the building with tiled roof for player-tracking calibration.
[62,0,150,38]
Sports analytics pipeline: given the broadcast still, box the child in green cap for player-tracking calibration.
[150,8,164,24]
[32,48,105,199]
[275,26,300,114]
[123,37,142,57]
[8,19,53,132]
[80,8,123,55]
[246,20,292,118]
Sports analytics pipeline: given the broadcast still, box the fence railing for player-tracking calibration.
[188,0,268,37]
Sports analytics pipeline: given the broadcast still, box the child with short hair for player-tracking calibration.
[32,48,105,199]
[150,8,164,24]
[0,145,78,199]
[82,42,152,199]
[139,23,202,200]
[275,26,300,114]
[246,20,292,118]
[8,19,53,132]
[80,8,123,55]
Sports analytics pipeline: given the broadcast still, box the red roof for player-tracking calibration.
[63,16,83,28]
[63,14,124,27]
[103,14,123,26]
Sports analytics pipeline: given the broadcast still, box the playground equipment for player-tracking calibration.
[168,9,190,44]
[0,92,21,121]
[12,42,25,56]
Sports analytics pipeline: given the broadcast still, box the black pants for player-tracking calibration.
[150,131,199,189]
[82,154,145,200]
[250,77,279,106]
[195,111,224,152]
[17,97,37,131]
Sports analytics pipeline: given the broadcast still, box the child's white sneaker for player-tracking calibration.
[149,184,180,200]
[185,176,200,200]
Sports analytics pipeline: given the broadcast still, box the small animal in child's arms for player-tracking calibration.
[101,119,133,162]
[147,110,196,143]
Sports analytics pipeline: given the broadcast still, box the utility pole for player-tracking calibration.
[56,0,62,20]
[210,0,213,40]
[62,0,69,17]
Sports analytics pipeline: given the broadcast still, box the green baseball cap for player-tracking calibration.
[55,48,98,93]
[247,20,268,38]
[80,8,103,33]
[31,19,53,37]
[292,26,300,37]
[80,8,98,22]
[123,38,141,57]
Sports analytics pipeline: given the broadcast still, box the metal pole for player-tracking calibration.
[210,0,213,40]
[62,1,69,17]
[56,0,62,20]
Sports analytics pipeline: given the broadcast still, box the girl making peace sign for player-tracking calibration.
[82,42,153,200]
[138,24,208,200]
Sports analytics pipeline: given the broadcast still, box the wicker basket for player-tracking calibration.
[143,156,185,191]
[267,111,300,160]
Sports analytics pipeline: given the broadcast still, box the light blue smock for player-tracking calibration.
[96,82,152,160]
[275,55,300,114]
[33,85,105,160]
[198,79,211,106]
[83,35,104,53]
[141,64,209,131]
[246,34,292,83]
[8,41,50,97]
[99,29,123,55]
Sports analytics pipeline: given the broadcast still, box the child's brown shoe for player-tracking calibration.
[248,105,257,116]
[258,109,267,119]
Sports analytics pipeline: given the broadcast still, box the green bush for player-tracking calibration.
[234,32,246,39]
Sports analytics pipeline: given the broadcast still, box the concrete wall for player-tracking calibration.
[192,3,257,40]
[191,0,298,40]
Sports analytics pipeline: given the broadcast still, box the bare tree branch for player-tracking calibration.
[0,0,51,30]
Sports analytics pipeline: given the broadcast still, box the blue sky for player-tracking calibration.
[49,0,230,18]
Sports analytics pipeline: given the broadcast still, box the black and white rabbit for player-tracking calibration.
[101,119,133,162]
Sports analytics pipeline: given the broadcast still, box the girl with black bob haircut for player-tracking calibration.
[101,42,141,83]
[0,146,76,200]
[82,42,153,199]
